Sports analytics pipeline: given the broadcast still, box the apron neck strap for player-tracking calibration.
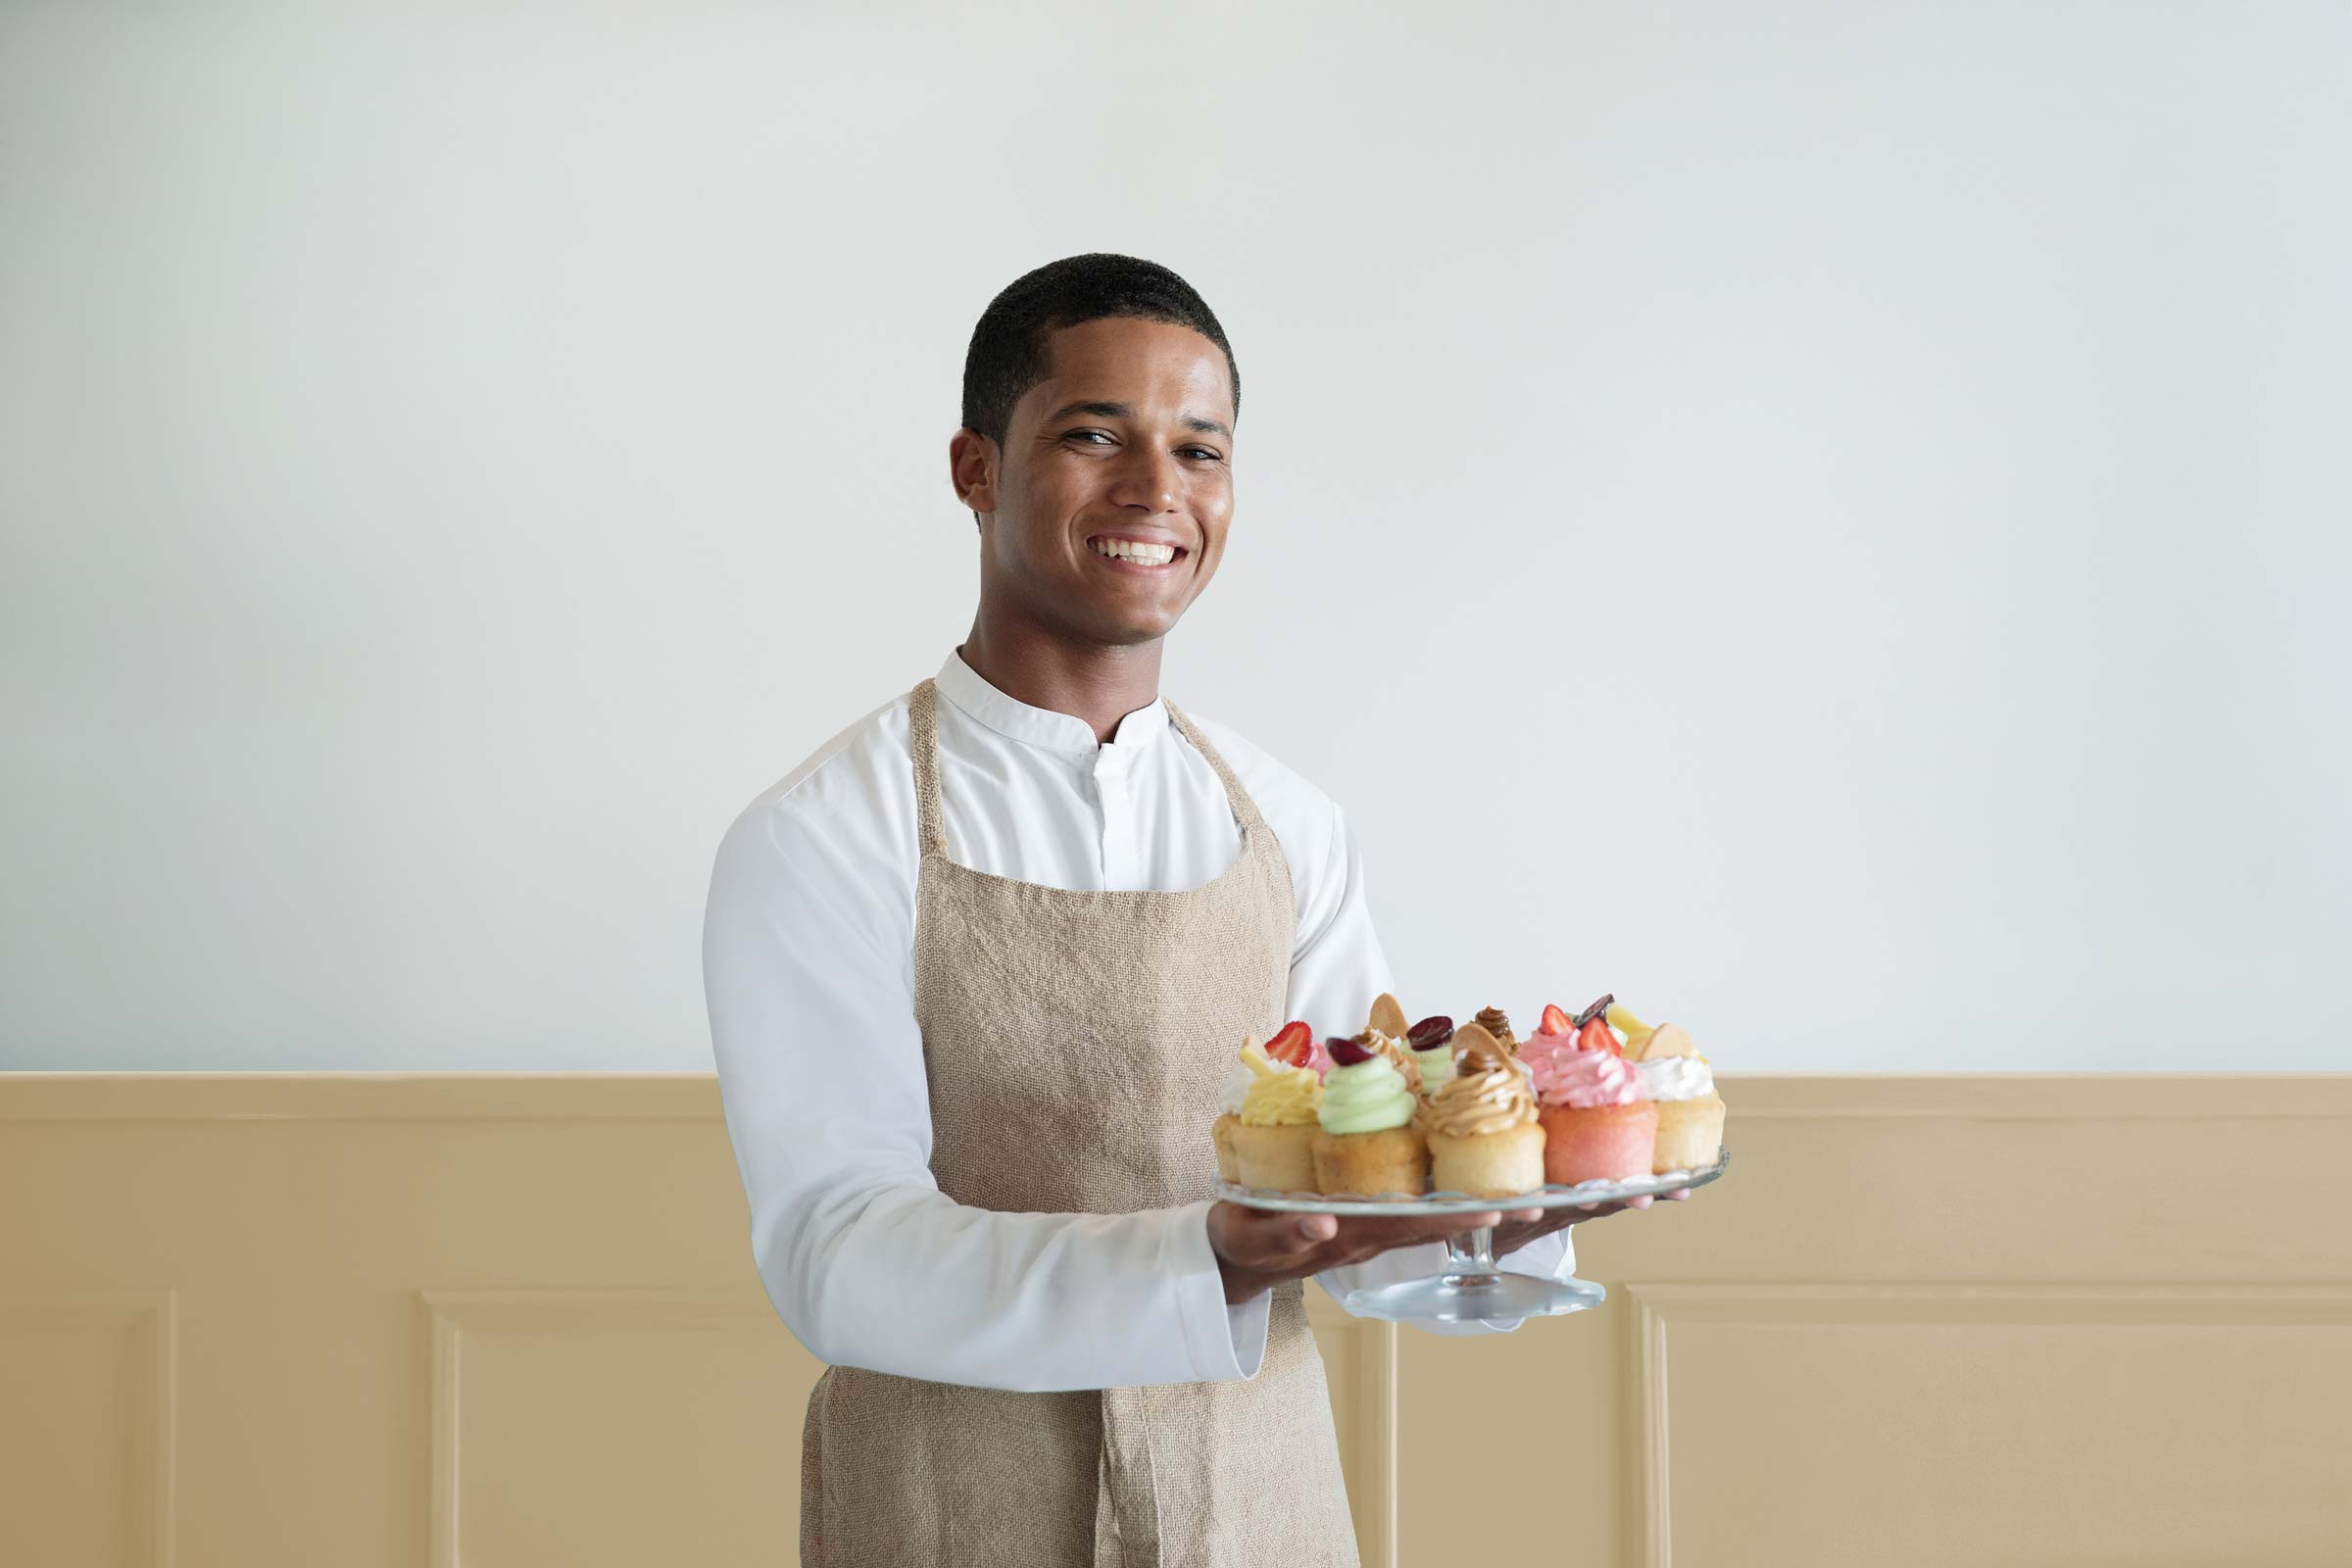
[909,678,950,858]
[1162,701,1269,839]
[907,677,1271,858]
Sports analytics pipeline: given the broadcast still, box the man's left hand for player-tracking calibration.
[1491,1187,1691,1259]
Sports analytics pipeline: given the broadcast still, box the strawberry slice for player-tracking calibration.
[1264,1020,1314,1068]
[1540,1003,1575,1037]
[1575,1016,1621,1055]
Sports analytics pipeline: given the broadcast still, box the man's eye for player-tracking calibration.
[1182,448,1224,463]
[1065,429,1112,444]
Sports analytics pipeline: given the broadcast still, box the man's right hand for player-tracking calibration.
[1205,1199,1540,1305]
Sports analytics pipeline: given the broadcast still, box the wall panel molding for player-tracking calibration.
[419,1290,785,1568]
[5,1073,2349,1566]
[1623,1282,2352,1567]
[0,1290,177,1568]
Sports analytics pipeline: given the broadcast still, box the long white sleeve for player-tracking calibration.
[704,798,1269,1393]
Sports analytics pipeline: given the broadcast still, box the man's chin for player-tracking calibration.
[1055,585,1196,647]
[1090,615,1181,649]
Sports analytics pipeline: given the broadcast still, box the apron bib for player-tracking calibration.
[799,678,1361,1567]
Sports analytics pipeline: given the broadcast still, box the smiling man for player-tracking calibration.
[704,254,1641,1566]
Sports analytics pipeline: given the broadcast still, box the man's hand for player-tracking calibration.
[1490,1187,1690,1260]
[1208,1200,1543,1304]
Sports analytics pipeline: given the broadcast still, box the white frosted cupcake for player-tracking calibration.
[1630,1023,1727,1174]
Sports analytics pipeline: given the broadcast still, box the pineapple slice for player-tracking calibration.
[1607,1004,1654,1056]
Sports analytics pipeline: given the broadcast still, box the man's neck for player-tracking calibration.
[958,614,1163,746]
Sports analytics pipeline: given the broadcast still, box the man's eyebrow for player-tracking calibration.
[1044,400,1232,439]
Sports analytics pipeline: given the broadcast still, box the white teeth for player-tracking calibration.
[1090,538,1177,565]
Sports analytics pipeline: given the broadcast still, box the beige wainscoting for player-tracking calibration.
[3,1074,2348,1567]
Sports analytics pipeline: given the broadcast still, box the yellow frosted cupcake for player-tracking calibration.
[1309,1034,1428,1197]
[1230,1035,1325,1193]
[1214,1021,1315,1182]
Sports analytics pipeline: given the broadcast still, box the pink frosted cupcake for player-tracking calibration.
[1524,1021,1657,1184]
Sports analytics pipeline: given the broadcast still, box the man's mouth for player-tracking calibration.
[1087,535,1186,568]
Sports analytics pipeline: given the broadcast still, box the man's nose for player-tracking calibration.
[1106,445,1179,512]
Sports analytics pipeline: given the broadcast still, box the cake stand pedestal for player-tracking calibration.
[1214,1150,1728,1324]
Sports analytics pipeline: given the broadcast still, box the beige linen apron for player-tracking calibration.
[799,678,1361,1567]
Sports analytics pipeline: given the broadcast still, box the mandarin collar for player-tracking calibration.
[936,650,1173,759]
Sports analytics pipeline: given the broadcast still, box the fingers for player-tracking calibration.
[1222,1184,1689,1279]
[1329,1210,1503,1254]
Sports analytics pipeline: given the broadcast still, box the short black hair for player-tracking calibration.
[960,253,1239,448]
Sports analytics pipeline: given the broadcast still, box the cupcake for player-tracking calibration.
[1214,1021,1318,1182]
[1230,1031,1326,1193]
[1404,1014,1458,1097]
[1628,1019,1727,1174]
[1524,1001,1656,1184]
[1309,1035,1428,1197]
[1212,1054,1250,1183]
[1419,1021,1544,1198]
[1352,994,1421,1085]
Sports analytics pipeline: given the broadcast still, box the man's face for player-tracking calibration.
[956,316,1236,647]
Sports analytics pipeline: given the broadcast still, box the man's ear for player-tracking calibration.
[948,428,999,515]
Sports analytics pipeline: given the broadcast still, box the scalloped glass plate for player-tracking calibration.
[1214,1148,1728,1216]
[1215,1150,1730,1323]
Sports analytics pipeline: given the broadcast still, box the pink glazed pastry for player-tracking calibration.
[1529,1039,1658,1185]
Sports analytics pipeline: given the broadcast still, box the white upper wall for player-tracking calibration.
[4,2,2346,1071]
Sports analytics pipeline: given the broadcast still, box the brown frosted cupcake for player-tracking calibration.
[1473,1005,1519,1055]
[1419,1021,1544,1198]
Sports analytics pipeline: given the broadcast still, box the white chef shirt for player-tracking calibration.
[702,651,1574,1394]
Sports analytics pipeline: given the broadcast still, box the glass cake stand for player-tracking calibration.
[1214,1150,1728,1323]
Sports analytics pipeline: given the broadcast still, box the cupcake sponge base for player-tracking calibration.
[1538,1100,1659,1185]
[1426,1120,1546,1199]
[1231,1120,1319,1193]
[1310,1123,1429,1198]
[1210,1112,1244,1184]
[1651,1094,1726,1174]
